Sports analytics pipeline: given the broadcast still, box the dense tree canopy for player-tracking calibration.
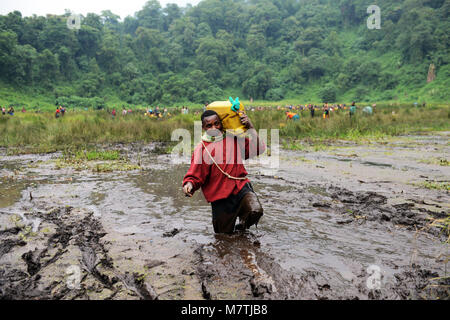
[0,0,448,104]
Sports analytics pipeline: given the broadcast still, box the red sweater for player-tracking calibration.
[183,135,265,203]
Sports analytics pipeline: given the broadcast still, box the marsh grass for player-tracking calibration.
[54,146,140,172]
[418,157,450,166]
[430,216,450,244]
[415,181,450,191]
[75,150,120,161]
[0,104,448,153]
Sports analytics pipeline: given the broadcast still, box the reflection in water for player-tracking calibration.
[0,178,28,208]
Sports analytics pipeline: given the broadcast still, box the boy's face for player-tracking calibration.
[202,115,223,136]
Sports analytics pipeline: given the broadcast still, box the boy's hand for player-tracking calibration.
[183,182,194,197]
[239,113,254,129]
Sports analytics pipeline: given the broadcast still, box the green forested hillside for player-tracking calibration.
[0,0,448,108]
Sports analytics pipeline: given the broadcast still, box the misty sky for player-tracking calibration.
[0,0,202,19]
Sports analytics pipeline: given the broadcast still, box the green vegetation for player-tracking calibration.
[55,159,141,172]
[0,0,448,110]
[281,141,308,151]
[433,216,450,243]
[424,213,450,244]
[74,150,120,161]
[256,104,450,143]
[55,147,140,172]
[418,157,449,166]
[1,111,193,150]
[415,181,450,191]
[1,104,448,152]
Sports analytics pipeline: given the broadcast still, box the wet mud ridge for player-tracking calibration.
[327,187,448,240]
[256,172,449,241]
[0,203,157,300]
[194,233,449,300]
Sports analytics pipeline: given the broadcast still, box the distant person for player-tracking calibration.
[363,106,373,115]
[21,106,26,113]
[286,111,300,120]
[2,106,6,115]
[323,103,330,119]
[350,102,356,118]
[310,105,315,118]
[55,107,60,118]
[8,106,14,115]
[61,106,66,116]
[112,108,116,118]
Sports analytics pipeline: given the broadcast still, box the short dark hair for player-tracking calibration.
[201,110,220,124]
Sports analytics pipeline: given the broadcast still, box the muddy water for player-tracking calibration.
[0,134,449,299]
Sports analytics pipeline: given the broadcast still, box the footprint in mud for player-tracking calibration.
[0,204,159,300]
[163,228,181,237]
[239,248,278,297]
[194,231,313,300]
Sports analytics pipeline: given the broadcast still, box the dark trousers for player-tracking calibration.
[211,183,263,234]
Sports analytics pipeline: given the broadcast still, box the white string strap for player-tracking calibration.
[201,140,248,180]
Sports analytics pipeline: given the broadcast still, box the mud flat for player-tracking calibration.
[0,134,449,300]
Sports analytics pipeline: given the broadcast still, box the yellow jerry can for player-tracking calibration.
[206,99,247,136]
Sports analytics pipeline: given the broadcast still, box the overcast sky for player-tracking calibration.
[0,0,202,19]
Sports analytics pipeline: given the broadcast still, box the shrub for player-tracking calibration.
[319,84,337,102]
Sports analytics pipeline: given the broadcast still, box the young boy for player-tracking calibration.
[182,110,266,234]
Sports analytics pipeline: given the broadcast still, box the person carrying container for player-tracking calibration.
[182,109,266,234]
